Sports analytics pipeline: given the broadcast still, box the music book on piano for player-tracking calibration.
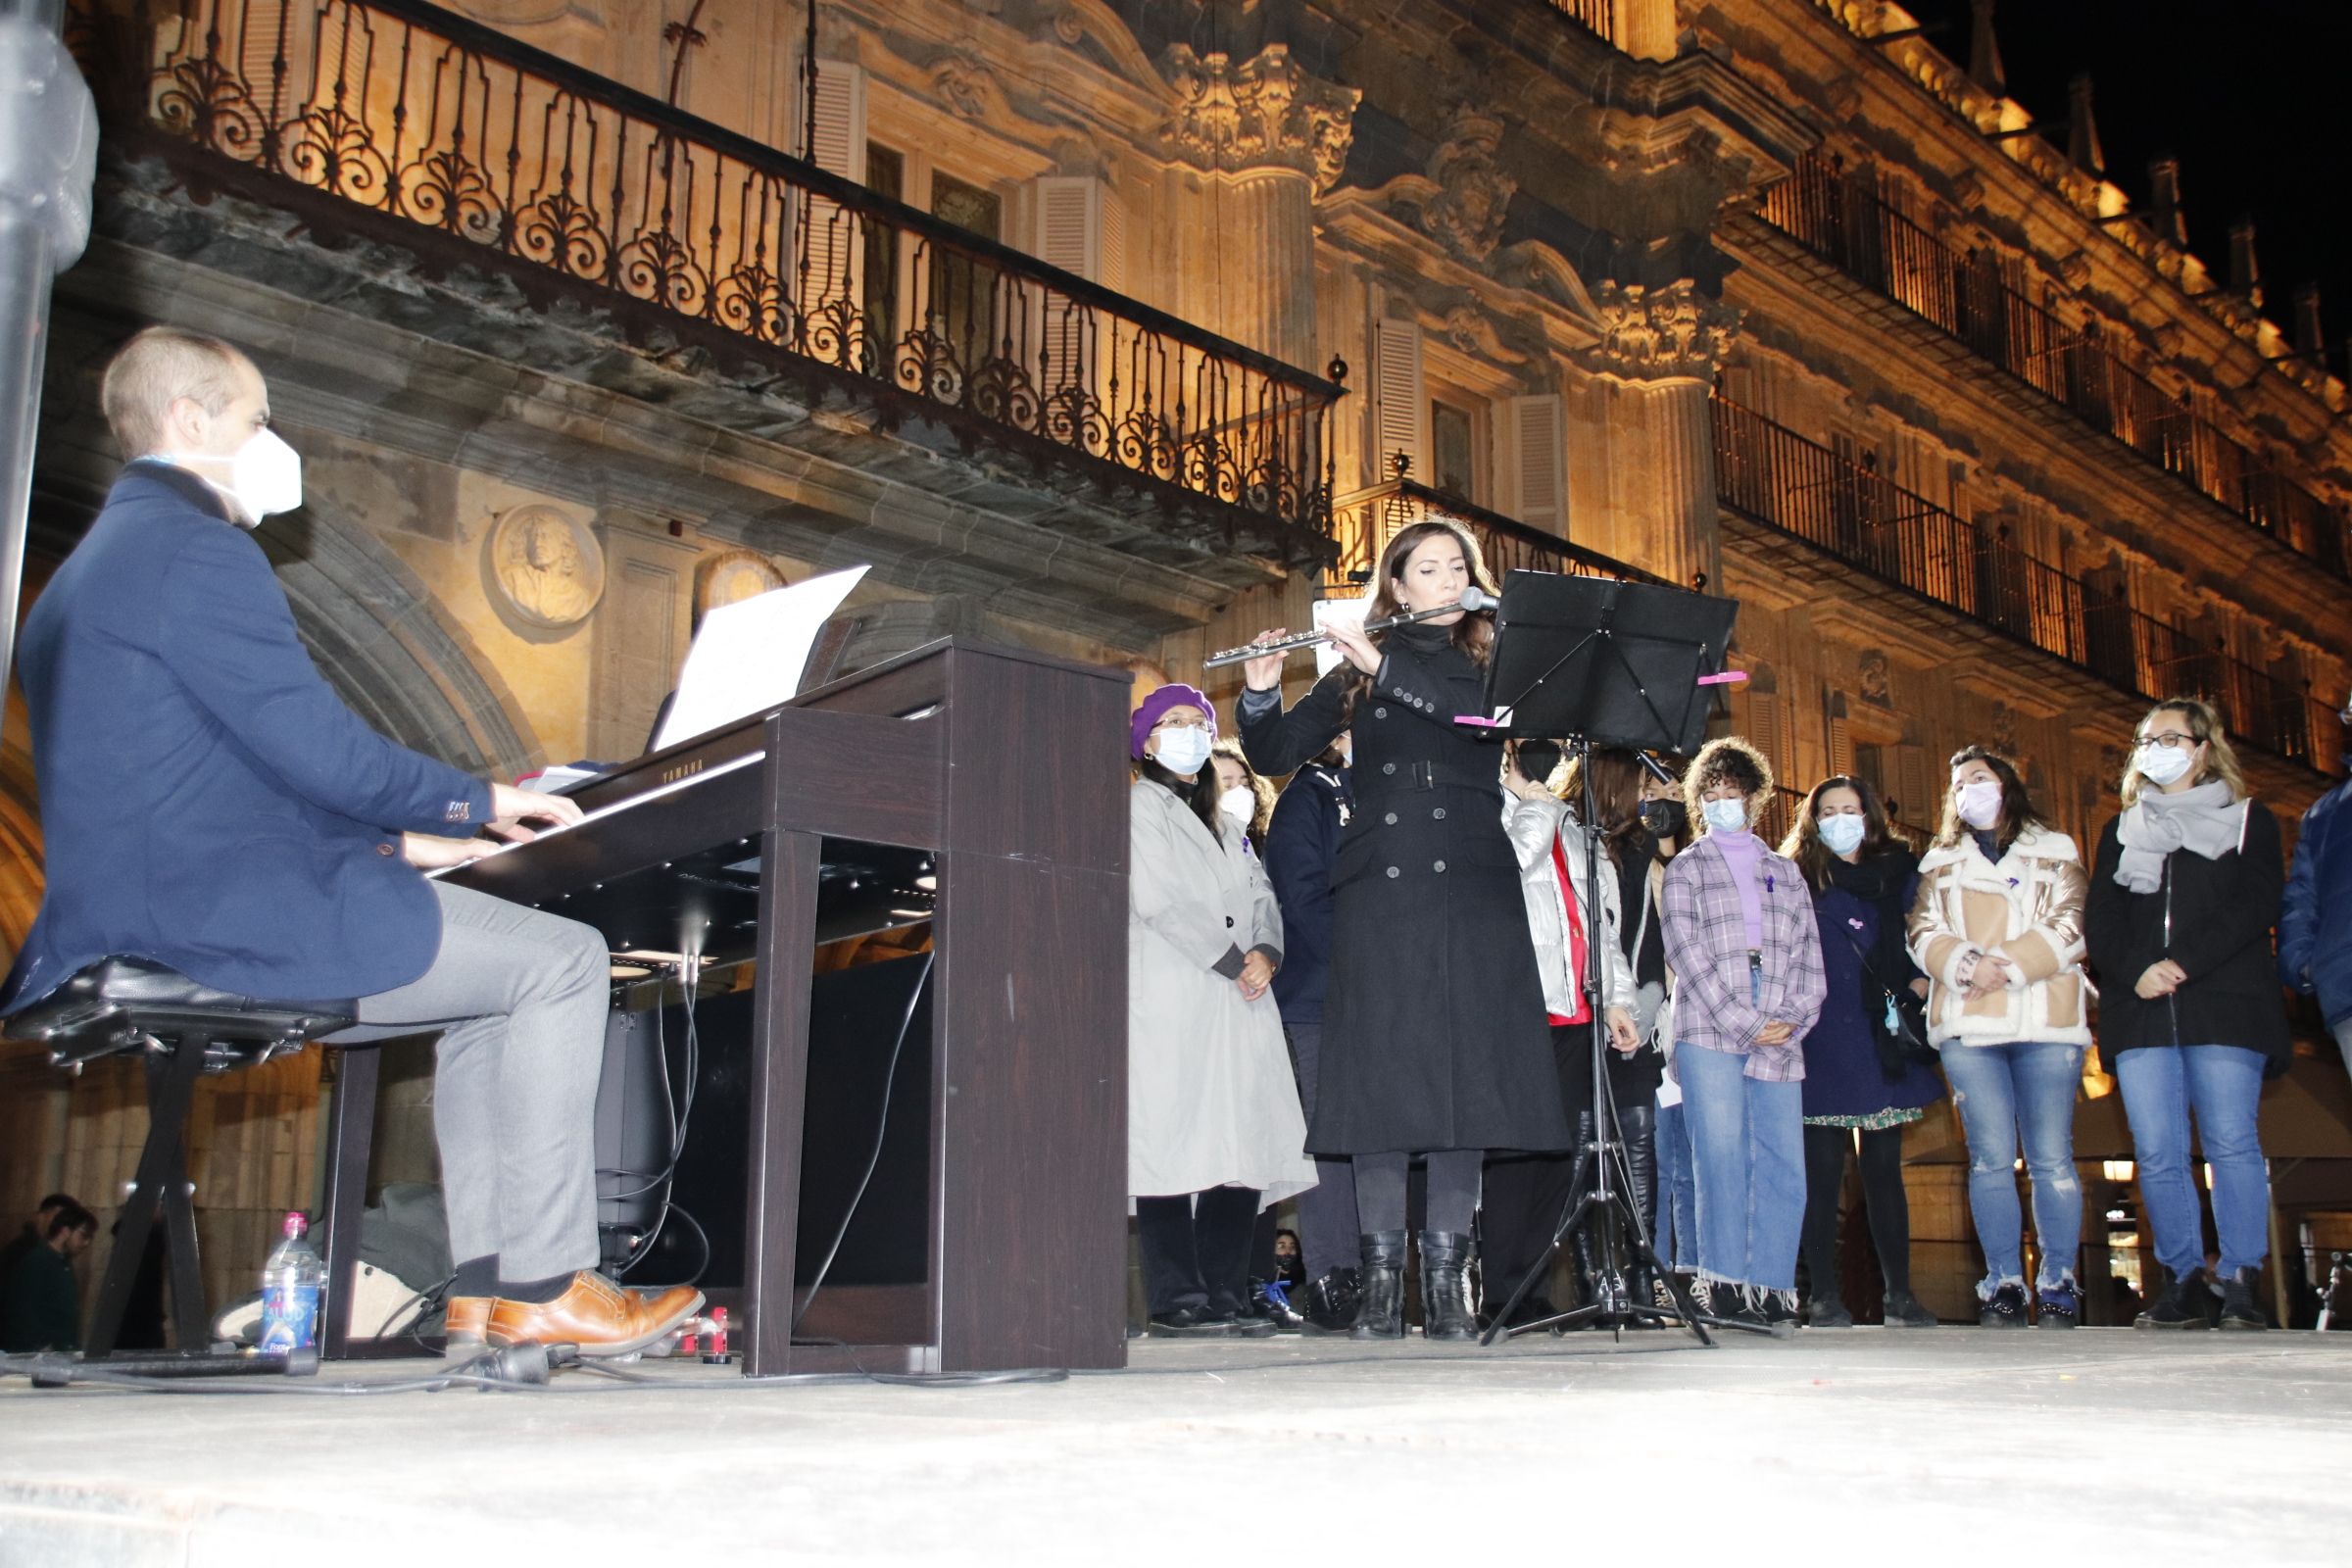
[653,565,869,753]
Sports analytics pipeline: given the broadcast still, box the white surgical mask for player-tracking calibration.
[1956,779,2004,830]
[1817,813,1867,857]
[1152,725,1212,776]
[166,429,303,526]
[2135,743,2194,787]
[1218,786,1254,828]
[1700,797,1748,834]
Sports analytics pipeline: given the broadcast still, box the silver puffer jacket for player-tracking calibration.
[1502,793,1637,1020]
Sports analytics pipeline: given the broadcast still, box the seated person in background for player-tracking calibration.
[1,327,700,1357]
[0,1192,78,1285]
[1,1202,97,1352]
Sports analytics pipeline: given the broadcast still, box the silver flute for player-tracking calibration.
[1201,585,1496,668]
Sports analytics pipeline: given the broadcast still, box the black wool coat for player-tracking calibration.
[1239,625,1570,1155]
[2083,800,2291,1074]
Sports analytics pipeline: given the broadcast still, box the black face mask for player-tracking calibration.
[1642,799,1688,840]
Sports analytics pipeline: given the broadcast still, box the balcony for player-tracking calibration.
[1328,460,1673,594]
[66,0,1343,567]
[1713,395,2342,781]
[1740,153,2350,583]
[1543,0,1615,43]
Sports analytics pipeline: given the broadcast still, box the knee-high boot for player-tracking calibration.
[1348,1231,1408,1340]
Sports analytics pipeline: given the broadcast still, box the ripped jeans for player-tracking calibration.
[1937,1041,2084,1295]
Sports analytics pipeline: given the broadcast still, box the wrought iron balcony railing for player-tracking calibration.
[69,0,1343,544]
[1713,395,2343,778]
[1757,153,2350,582]
[1328,460,1673,594]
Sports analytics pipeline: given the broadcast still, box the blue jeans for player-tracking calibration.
[1938,1042,2083,1294]
[1653,1099,1696,1272]
[2114,1045,2270,1278]
[1677,1044,1806,1291]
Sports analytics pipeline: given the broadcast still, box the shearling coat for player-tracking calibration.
[1127,778,1317,1203]
[1906,825,2093,1048]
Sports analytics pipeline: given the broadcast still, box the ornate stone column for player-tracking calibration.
[1157,44,1357,368]
[1573,281,1742,594]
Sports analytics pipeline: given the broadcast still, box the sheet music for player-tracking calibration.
[653,565,868,752]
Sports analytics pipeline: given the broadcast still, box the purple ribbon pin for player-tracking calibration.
[1765,875,1776,893]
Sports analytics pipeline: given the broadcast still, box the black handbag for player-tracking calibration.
[1841,927,1936,1076]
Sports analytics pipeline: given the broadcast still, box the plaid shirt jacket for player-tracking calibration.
[1660,834,1829,1082]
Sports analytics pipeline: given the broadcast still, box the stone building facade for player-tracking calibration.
[10,0,2350,1324]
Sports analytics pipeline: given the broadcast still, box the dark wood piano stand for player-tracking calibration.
[427,639,1132,1376]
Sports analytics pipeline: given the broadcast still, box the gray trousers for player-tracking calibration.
[326,882,609,1281]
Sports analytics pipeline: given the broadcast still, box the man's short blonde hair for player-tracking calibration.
[99,327,248,459]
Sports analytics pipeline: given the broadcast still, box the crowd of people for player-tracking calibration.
[1125,517,2319,1341]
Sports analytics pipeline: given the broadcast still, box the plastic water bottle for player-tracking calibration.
[257,1211,324,1353]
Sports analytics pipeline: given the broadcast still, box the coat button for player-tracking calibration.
[1386,866,1400,878]
[1374,706,1388,718]
[1432,808,1446,820]
[1384,811,1397,825]
[1434,859,1447,873]
[1383,762,1396,775]
[376,843,395,857]
[1225,915,1235,927]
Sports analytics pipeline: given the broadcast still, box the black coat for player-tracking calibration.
[2084,801,2291,1073]
[1265,760,1350,1026]
[1239,626,1569,1154]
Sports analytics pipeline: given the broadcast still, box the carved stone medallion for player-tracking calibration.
[487,504,605,629]
[695,548,790,620]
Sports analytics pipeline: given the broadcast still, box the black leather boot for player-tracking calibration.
[1348,1232,1408,1340]
[1298,1266,1362,1335]
[1418,1231,1477,1342]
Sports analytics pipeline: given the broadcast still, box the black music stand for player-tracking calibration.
[1476,570,1740,1346]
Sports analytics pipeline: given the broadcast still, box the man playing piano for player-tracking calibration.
[2,327,701,1356]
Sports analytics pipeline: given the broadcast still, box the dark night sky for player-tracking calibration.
[1896,0,2352,377]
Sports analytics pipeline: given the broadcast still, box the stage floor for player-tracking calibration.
[4,1328,2348,1563]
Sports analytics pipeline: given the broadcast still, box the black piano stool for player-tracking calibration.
[4,957,365,1360]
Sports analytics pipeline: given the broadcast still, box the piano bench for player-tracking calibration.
[5,958,361,1361]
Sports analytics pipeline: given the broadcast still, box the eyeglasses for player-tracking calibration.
[2137,732,2199,751]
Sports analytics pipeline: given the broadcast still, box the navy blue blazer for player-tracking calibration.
[3,463,494,1009]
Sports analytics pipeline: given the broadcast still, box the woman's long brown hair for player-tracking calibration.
[1338,518,1499,718]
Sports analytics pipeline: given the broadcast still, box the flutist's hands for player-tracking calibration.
[1324,618,1382,675]
[1242,630,1290,692]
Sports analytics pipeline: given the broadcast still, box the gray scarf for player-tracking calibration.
[2113,778,2248,894]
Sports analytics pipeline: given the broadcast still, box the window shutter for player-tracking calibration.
[1896,744,1932,833]
[1033,175,1103,279]
[1371,318,1427,484]
[1827,710,1854,780]
[788,61,866,312]
[1505,393,1565,532]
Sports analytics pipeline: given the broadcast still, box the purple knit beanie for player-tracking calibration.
[1131,683,1215,760]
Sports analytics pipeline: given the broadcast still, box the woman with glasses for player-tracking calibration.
[1906,747,2090,1328]
[2085,699,2285,1331]
[1781,776,1941,1328]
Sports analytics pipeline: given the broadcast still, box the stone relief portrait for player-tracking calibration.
[694,548,790,625]
[487,504,605,629]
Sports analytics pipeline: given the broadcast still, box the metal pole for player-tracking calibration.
[0,1,97,740]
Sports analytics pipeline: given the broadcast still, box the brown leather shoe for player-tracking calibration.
[485,1272,705,1358]
[443,1295,491,1355]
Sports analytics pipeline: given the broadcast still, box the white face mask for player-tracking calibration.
[1955,778,2004,830]
[1218,786,1254,827]
[2136,743,2195,787]
[167,429,303,526]
[1700,797,1748,834]
[1817,813,1867,857]
[1152,725,1213,777]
